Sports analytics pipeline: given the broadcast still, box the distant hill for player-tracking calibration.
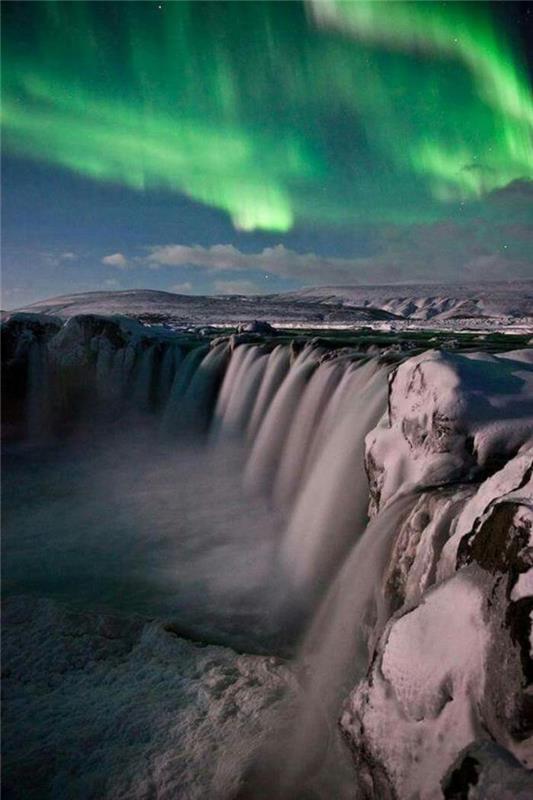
[283,281,533,321]
[5,281,533,329]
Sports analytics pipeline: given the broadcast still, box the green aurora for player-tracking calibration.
[2,0,532,232]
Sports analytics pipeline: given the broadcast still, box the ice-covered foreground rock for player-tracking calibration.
[2,596,300,800]
[341,350,533,800]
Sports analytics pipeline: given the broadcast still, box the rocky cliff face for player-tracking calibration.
[343,351,533,800]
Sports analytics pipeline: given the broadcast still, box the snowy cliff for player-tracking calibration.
[342,351,533,799]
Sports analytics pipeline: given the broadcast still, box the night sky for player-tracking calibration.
[2,1,532,308]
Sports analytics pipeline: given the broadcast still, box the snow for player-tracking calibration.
[341,347,533,799]
[340,562,533,800]
[366,350,533,513]
[512,569,533,602]
[384,487,474,608]
[342,570,490,800]
[2,595,301,800]
[282,281,533,322]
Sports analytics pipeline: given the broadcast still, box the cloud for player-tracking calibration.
[143,195,533,287]
[60,251,77,261]
[147,243,364,283]
[102,252,128,268]
[168,282,193,294]
[212,279,261,295]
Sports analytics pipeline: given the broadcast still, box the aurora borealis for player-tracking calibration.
[3,0,532,231]
[1,1,532,304]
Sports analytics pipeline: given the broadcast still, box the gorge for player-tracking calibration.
[2,311,532,800]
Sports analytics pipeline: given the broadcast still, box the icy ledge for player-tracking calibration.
[343,349,533,800]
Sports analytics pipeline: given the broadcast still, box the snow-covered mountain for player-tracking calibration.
[282,280,533,320]
[7,280,533,330]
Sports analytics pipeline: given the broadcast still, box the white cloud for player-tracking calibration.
[168,282,193,294]
[213,279,260,295]
[141,217,533,287]
[102,252,128,268]
[60,251,78,261]
[102,278,121,289]
[146,243,365,283]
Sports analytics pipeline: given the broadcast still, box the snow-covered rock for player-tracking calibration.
[236,320,278,335]
[343,410,533,798]
[366,349,533,514]
[342,552,533,799]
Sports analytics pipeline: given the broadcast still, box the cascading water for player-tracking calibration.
[25,340,52,441]
[272,360,343,508]
[132,344,157,411]
[280,360,390,594]
[244,354,320,495]
[161,345,204,434]
[237,492,417,800]
[212,344,268,440]
[11,332,396,624]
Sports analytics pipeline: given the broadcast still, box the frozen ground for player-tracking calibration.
[2,594,302,800]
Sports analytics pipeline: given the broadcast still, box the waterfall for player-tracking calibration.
[212,345,267,440]
[8,320,429,798]
[244,355,320,494]
[281,361,390,594]
[19,334,392,600]
[132,344,157,412]
[161,345,207,434]
[173,342,230,435]
[272,361,343,509]
[7,315,530,800]
[157,344,181,408]
[247,344,291,440]
[13,327,402,628]
[219,352,270,439]
[26,340,52,441]
[237,493,417,799]
[277,493,417,796]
